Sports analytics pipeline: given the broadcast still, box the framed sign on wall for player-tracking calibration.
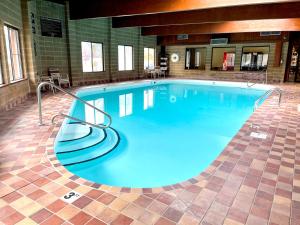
[40,17,62,38]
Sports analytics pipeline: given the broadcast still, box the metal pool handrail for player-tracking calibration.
[51,113,107,130]
[254,87,282,111]
[37,81,112,129]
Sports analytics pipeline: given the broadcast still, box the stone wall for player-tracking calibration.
[166,42,289,83]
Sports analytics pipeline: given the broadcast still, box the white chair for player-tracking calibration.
[50,72,71,88]
[58,73,71,88]
[37,73,54,93]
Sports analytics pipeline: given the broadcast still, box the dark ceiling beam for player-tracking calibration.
[69,0,299,19]
[142,19,300,36]
[112,2,300,28]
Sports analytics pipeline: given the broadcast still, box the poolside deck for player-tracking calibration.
[0,83,299,225]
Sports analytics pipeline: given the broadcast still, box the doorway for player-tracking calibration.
[285,32,300,82]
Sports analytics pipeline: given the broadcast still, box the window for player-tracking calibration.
[185,48,206,70]
[4,25,23,81]
[211,47,236,71]
[119,93,132,117]
[144,47,155,70]
[81,42,104,72]
[241,46,269,71]
[118,45,133,71]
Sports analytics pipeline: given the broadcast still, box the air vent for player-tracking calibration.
[210,38,228,45]
[260,31,281,36]
[177,34,189,40]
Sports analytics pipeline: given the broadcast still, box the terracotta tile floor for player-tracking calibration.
[0,83,300,225]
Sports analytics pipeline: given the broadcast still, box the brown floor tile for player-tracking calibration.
[1,212,25,225]
[2,191,22,203]
[97,193,116,205]
[69,211,92,225]
[47,199,67,213]
[134,195,153,208]
[85,218,106,225]
[40,215,64,225]
[154,217,176,225]
[30,208,52,223]
[72,196,93,209]
[111,214,134,225]
[163,207,183,222]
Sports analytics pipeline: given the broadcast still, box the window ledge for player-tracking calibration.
[82,71,105,73]
[0,78,28,88]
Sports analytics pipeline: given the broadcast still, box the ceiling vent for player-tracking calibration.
[260,31,281,36]
[177,34,189,40]
[210,38,228,45]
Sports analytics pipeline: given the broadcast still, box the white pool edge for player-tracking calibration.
[76,78,274,97]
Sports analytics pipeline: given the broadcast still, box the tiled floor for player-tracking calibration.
[0,82,300,225]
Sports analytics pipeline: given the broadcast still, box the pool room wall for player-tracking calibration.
[0,0,156,111]
[27,0,157,87]
[165,42,288,83]
[162,33,289,83]
[0,0,32,111]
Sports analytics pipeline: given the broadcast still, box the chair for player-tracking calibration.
[58,73,71,88]
[48,67,71,88]
[37,73,54,93]
[50,73,71,88]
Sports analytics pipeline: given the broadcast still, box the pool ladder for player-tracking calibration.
[37,81,112,129]
[253,87,282,111]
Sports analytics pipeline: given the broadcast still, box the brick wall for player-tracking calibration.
[68,18,157,86]
[29,1,157,86]
[166,42,289,83]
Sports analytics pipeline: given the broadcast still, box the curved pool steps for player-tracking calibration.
[56,127,120,166]
[57,123,92,142]
[55,125,106,153]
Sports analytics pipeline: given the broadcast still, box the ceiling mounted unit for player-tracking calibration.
[210,38,228,45]
[260,31,281,36]
[177,34,189,40]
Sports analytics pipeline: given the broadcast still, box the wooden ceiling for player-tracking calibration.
[68,0,300,41]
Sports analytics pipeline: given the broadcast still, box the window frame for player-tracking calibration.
[211,46,236,71]
[144,47,155,70]
[0,55,3,85]
[81,41,104,73]
[118,45,134,71]
[4,24,23,82]
[240,45,270,72]
[184,47,206,70]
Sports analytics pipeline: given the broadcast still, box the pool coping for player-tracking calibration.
[46,78,279,194]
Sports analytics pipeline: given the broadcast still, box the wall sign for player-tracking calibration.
[41,17,62,37]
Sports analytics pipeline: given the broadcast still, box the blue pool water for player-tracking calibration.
[54,81,267,188]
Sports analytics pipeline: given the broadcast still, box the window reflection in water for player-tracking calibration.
[144,89,154,110]
[119,93,133,117]
[85,98,105,124]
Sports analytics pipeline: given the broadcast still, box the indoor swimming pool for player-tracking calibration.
[54,80,270,188]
